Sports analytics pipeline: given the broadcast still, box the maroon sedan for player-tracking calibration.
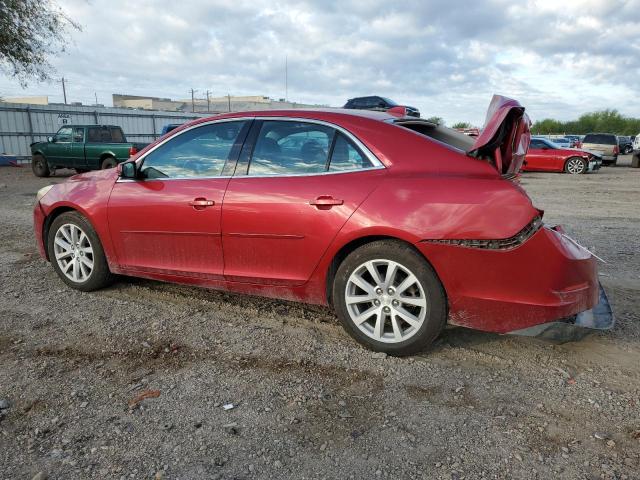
[33,96,612,355]
[523,137,601,174]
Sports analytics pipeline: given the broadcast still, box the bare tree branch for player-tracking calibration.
[0,0,81,85]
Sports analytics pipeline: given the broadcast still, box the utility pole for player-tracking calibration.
[206,90,211,112]
[94,92,98,105]
[60,77,68,104]
[227,93,231,112]
[285,55,288,102]
[190,88,197,113]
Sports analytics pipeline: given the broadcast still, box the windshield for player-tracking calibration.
[532,138,558,149]
[380,97,398,106]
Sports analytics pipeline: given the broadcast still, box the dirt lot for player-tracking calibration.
[1,157,639,480]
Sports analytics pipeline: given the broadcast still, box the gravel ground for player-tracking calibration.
[1,157,639,480]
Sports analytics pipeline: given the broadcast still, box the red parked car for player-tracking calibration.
[33,95,613,355]
[523,137,601,174]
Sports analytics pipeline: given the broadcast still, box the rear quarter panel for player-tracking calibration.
[338,174,538,242]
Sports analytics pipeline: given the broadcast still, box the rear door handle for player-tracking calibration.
[189,198,215,209]
[309,196,344,208]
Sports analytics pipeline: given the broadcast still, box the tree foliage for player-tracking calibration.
[0,0,80,85]
[451,121,472,129]
[425,116,444,125]
[532,110,640,136]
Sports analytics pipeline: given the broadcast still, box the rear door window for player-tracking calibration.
[328,133,369,171]
[583,134,616,145]
[247,121,374,176]
[248,121,334,176]
[110,128,125,143]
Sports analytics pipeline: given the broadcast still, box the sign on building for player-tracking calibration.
[57,113,71,125]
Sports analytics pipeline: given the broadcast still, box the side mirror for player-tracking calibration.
[48,136,55,143]
[119,161,137,179]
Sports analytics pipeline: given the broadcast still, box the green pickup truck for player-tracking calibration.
[30,125,149,177]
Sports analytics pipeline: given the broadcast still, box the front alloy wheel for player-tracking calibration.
[565,157,587,174]
[53,223,94,283]
[47,211,114,291]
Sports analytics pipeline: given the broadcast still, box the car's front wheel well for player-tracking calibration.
[325,235,441,308]
[42,206,78,260]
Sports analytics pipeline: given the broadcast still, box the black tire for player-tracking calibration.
[101,157,117,169]
[32,154,50,177]
[47,211,114,292]
[332,240,447,356]
[564,156,587,174]
[623,146,632,155]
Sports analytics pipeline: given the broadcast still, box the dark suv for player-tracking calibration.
[343,96,420,117]
[617,136,633,155]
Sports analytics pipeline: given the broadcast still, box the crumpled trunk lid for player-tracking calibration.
[467,95,531,177]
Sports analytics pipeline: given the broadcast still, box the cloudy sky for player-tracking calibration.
[1,0,639,125]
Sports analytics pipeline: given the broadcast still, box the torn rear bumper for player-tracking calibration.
[506,282,614,342]
[417,225,604,334]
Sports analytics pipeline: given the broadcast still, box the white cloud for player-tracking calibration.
[1,0,639,126]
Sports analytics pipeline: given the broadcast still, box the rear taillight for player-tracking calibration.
[613,145,619,155]
[129,146,138,157]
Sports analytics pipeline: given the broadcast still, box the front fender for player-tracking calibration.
[38,170,119,267]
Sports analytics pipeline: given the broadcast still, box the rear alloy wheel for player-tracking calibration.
[32,154,50,177]
[333,240,446,356]
[565,156,587,174]
[47,211,114,291]
[101,157,117,169]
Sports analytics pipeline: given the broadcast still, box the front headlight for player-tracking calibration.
[36,185,54,202]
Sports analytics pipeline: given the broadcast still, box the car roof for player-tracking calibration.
[189,108,399,124]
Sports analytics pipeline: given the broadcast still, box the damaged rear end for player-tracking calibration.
[405,95,614,341]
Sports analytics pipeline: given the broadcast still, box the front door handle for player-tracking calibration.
[309,196,344,209]
[189,198,215,210]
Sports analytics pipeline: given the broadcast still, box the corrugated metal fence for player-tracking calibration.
[0,103,206,160]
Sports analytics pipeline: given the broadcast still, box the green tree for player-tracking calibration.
[0,0,80,85]
[532,110,640,136]
[451,121,472,129]
[425,116,444,125]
